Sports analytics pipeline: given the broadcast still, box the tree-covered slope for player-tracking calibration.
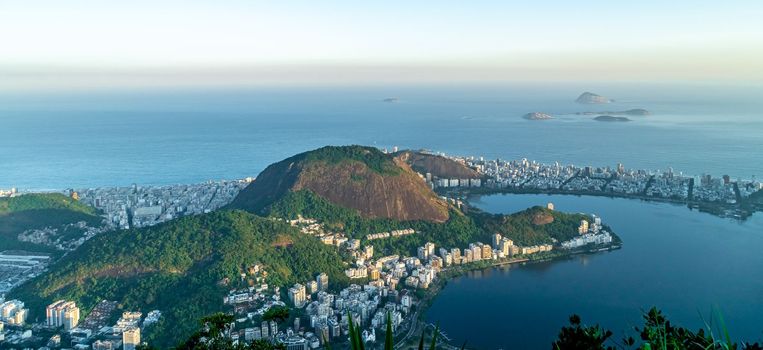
[474,206,594,246]
[262,190,606,257]
[229,145,450,222]
[0,193,97,215]
[9,210,349,348]
[0,193,102,252]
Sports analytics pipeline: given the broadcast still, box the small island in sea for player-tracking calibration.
[576,108,650,116]
[523,112,553,120]
[594,115,631,122]
[575,92,611,104]
[382,97,399,103]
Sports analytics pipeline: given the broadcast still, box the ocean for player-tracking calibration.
[1,82,762,190]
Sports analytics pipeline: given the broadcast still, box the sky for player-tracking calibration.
[1,0,762,89]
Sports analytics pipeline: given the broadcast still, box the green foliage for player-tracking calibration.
[175,313,285,350]
[262,306,290,323]
[348,311,365,350]
[553,314,614,350]
[267,190,599,257]
[0,193,96,215]
[0,193,102,252]
[553,308,763,350]
[10,210,348,348]
[474,206,593,246]
[302,145,401,175]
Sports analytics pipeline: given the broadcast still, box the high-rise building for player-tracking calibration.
[261,321,270,338]
[288,283,307,307]
[417,246,428,260]
[492,233,503,249]
[316,273,329,291]
[270,320,278,337]
[306,280,318,294]
[481,244,492,260]
[122,327,141,350]
[47,301,80,330]
[578,220,589,235]
[0,300,28,326]
[424,242,435,257]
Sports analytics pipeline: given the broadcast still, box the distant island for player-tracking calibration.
[382,97,399,103]
[575,92,611,104]
[594,115,631,122]
[523,112,553,120]
[576,108,650,116]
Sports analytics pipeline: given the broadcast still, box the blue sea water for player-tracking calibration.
[1,82,761,189]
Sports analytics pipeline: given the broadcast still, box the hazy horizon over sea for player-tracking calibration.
[2,82,762,190]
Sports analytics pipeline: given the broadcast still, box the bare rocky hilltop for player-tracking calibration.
[229,145,452,222]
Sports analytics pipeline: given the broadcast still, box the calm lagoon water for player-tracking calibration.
[425,194,763,349]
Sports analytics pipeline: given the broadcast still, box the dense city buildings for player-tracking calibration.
[73,179,252,229]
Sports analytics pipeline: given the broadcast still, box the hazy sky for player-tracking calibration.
[1,0,762,88]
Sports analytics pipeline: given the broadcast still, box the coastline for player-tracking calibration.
[402,243,622,348]
[446,187,757,220]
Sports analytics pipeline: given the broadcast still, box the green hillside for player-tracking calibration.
[474,206,596,246]
[0,193,97,215]
[0,193,102,252]
[264,190,607,256]
[9,210,349,348]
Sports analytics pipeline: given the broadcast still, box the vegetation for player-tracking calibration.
[262,306,290,323]
[9,210,350,348]
[0,193,97,215]
[302,145,402,175]
[268,190,602,256]
[0,193,102,252]
[553,308,763,350]
[171,313,285,350]
[474,206,596,246]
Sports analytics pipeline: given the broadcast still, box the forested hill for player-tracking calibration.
[0,193,102,252]
[0,193,96,215]
[229,145,451,222]
[9,210,349,348]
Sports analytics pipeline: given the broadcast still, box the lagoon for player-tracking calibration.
[425,194,763,349]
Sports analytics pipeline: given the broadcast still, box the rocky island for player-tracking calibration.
[523,112,554,120]
[594,115,631,122]
[577,108,650,116]
[575,92,611,104]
